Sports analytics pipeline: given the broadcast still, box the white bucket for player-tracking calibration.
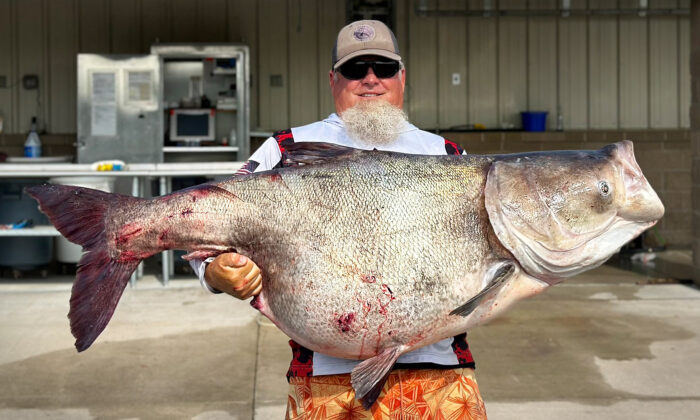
[49,176,116,263]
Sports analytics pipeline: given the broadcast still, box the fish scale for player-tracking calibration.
[26,141,664,409]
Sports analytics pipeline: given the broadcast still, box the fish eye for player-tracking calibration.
[598,181,611,197]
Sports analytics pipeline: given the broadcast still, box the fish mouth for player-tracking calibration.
[519,217,658,284]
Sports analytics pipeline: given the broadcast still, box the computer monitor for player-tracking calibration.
[169,109,215,142]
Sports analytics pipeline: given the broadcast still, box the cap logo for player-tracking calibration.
[353,25,375,41]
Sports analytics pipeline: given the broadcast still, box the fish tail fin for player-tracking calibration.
[26,184,145,352]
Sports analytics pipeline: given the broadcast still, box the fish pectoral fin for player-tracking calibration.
[351,345,404,409]
[450,261,515,317]
[282,142,363,166]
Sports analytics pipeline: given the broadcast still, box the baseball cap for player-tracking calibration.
[332,20,402,70]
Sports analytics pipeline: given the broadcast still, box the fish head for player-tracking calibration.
[485,140,664,284]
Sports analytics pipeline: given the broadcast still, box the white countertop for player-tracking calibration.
[0,226,61,237]
[0,161,244,177]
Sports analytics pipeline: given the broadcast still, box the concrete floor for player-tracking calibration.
[1,257,699,419]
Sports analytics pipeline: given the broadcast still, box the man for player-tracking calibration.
[192,20,487,419]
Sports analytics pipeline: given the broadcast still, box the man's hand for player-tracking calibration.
[204,253,262,299]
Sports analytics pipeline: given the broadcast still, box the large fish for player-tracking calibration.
[27,141,663,408]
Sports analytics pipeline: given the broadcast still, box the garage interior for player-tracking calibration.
[1,1,699,419]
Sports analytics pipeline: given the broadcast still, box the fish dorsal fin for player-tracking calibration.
[282,142,364,166]
[450,261,515,317]
[351,345,404,409]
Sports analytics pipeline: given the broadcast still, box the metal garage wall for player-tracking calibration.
[0,0,691,134]
[399,0,690,131]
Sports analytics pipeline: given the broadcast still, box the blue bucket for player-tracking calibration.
[521,111,548,132]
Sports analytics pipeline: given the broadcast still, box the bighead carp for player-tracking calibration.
[27,141,664,408]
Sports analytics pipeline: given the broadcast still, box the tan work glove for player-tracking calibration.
[204,253,262,299]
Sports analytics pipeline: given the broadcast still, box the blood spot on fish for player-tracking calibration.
[189,186,212,202]
[357,298,372,316]
[336,312,355,333]
[181,208,194,217]
[186,185,239,203]
[360,273,377,283]
[250,296,262,311]
[268,173,284,183]
[378,300,389,316]
[115,224,143,247]
[157,230,170,247]
[381,284,396,300]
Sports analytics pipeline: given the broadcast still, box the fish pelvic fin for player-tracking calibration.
[25,184,146,352]
[351,345,404,409]
[450,261,515,317]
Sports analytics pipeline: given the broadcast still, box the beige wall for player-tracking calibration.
[691,0,700,283]
[0,0,691,135]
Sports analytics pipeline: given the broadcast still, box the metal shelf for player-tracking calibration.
[163,146,239,153]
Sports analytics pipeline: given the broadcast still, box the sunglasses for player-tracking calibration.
[338,59,401,80]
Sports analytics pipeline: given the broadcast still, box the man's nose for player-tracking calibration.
[361,67,379,84]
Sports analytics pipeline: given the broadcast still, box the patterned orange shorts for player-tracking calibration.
[286,368,487,419]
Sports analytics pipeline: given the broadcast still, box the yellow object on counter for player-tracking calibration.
[91,160,126,171]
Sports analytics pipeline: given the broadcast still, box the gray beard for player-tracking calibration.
[340,101,408,146]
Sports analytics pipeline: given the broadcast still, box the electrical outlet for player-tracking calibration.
[452,73,461,86]
[270,74,283,87]
[23,74,39,90]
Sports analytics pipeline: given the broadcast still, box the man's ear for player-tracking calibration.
[329,70,335,89]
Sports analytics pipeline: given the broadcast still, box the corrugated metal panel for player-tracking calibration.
[79,0,110,53]
[48,0,78,134]
[170,0,198,43]
[395,0,409,112]
[679,17,690,128]
[16,0,45,132]
[467,17,498,129]
[498,16,527,129]
[228,0,259,129]
[288,0,319,127]
[437,0,467,129]
[197,0,228,42]
[0,0,16,133]
[110,0,140,54]
[407,3,438,129]
[316,0,344,121]
[650,15,679,128]
[0,0,692,134]
[141,0,171,52]
[527,16,557,129]
[558,16,588,129]
[258,0,289,131]
[619,15,648,128]
[588,16,618,128]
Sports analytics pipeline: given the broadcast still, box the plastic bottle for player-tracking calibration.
[24,117,42,158]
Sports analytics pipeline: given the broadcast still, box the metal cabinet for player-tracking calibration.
[77,54,163,163]
[76,45,251,164]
